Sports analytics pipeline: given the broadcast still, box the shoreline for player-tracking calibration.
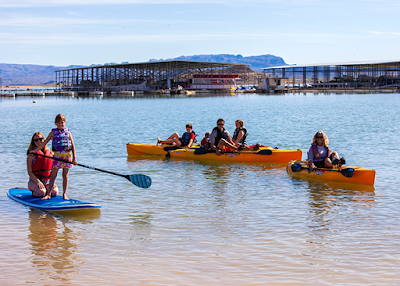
[2,84,55,89]
[0,88,398,98]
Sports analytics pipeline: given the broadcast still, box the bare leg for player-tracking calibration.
[158,132,182,146]
[166,132,180,140]
[43,168,58,200]
[48,183,59,197]
[28,180,47,198]
[325,152,339,167]
[218,139,238,151]
[62,168,69,200]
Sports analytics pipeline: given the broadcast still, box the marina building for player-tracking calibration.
[262,60,400,91]
[55,60,247,94]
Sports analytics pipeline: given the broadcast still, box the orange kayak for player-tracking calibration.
[127,143,172,155]
[168,147,302,163]
[126,143,200,156]
[287,160,376,185]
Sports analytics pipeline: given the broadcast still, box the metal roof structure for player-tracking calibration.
[55,60,247,93]
[56,60,244,71]
[262,60,400,89]
[262,59,400,70]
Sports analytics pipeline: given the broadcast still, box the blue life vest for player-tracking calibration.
[181,131,194,146]
[52,128,72,152]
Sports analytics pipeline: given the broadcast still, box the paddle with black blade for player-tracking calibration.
[291,163,354,178]
[34,153,152,189]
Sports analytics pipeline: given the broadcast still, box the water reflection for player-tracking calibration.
[127,155,169,163]
[128,211,153,243]
[295,178,376,239]
[305,179,375,207]
[27,209,82,284]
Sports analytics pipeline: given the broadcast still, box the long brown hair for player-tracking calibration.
[311,130,329,146]
[27,132,48,154]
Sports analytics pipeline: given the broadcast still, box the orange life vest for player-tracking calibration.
[32,150,53,184]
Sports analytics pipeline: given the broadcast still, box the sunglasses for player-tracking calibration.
[186,126,192,128]
[217,123,224,126]
[34,138,44,142]
[316,136,324,139]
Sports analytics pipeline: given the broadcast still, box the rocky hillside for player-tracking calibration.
[0,64,83,86]
[0,54,286,85]
[150,54,287,72]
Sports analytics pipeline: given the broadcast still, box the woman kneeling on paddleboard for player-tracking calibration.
[27,132,59,198]
[308,130,345,171]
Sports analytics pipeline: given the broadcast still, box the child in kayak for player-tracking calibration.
[200,132,211,147]
[33,114,77,200]
[157,123,196,149]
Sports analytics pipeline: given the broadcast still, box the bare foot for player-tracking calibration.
[157,137,162,145]
[63,194,69,200]
[42,194,51,200]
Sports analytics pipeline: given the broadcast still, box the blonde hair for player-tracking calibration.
[55,114,66,123]
[311,130,329,146]
[205,131,211,137]
[235,120,244,127]
[27,132,48,154]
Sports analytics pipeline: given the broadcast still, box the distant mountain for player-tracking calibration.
[0,54,286,85]
[149,54,287,72]
[0,64,84,86]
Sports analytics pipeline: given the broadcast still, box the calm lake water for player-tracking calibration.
[1,92,399,285]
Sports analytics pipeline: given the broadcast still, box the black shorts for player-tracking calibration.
[313,160,325,168]
[313,154,333,168]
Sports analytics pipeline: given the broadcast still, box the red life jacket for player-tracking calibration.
[311,144,331,160]
[32,150,53,183]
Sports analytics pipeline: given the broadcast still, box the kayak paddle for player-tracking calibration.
[34,153,152,189]
[291,163,354,178]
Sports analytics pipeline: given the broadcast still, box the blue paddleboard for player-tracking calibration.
[7,188,101,213]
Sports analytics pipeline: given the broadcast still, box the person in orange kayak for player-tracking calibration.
[27,132,59,198]
[232,119,247,149]
[307,130,345,170]
[209,118,238,155]
[157,123,196,149]
[200,131,211,148]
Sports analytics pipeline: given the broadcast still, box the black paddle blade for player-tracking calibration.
[291,163,302,172]
[128,174,152,189]
[341,168,354,178]
[256,149,272,155]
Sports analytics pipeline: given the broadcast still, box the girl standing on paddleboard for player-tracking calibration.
[33,114,77,200]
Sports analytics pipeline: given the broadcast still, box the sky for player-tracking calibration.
[1,0,400,67]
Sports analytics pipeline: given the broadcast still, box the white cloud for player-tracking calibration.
[369,31,400,36]
[0,0,276,8]
[0,15,234,28]
[0,30,361,47]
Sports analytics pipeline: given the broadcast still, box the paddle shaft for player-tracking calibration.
[34,153,129,180]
